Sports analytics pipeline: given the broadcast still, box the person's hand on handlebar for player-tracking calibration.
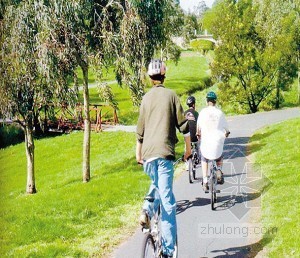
[137,159,144,165]
[183,150,192,161]
[183,134,192,161]
[136,140,144,165]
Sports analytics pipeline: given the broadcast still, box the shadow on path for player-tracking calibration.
[223,137,250,160]
[176,198,210,215]
[211,232,276,257]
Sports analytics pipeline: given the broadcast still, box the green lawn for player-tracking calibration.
[0,131,185,257]
[0,132,145,257]
[249,118,300,257]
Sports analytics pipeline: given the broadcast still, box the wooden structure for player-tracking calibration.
[49,102,118,133]
[89,103,119,132]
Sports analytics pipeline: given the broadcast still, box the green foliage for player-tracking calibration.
[115,0,184,106]
[97,83,118,110]
[183,13,199,41]
[0,0,84,138]
[203,0,299,113]
[0,1,77,124]
[249,118,300,257]
[190,39,214,54]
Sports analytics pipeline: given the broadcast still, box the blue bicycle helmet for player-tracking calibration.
[206,91,217,102]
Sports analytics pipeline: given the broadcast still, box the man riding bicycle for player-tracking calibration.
[197,91,230,191]
[136,59,191,258]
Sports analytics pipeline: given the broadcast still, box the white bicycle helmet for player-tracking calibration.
[147,59,166,76]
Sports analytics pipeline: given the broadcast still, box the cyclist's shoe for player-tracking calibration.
[162,254,173,258]
[185,162,189,171]
[139,210,150,229]
[202,182,209,192]
[216,169,224,184]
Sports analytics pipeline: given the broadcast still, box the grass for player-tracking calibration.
[249,118,300,257]
[0,132,146,257]
[0,131,185,257]
[164,51,211,95]
[282,79,299,108]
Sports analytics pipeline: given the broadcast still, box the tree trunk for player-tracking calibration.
[297,51,300,105]
[249,98,258,113]
[81,65,91,182]
[275,84,280,109]
[24,120,37,194]
[247,93,258,113]
[33,111,43,135]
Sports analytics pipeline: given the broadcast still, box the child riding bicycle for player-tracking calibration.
[184,96,200,168]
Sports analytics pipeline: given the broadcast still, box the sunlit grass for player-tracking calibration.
[0,131,185,257]
[0,132,147,257]
[249,118,300,257]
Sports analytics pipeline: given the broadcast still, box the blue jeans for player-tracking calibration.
[143,158,177,256]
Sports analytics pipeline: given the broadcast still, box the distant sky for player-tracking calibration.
[180,0,214,12]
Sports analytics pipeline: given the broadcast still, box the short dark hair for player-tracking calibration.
[149,74,165,82]
[206,98,216,104]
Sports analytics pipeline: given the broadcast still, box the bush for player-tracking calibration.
[0,123,24,148]
[190,39,214,54]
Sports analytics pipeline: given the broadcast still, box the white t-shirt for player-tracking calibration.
[197,106,229,160]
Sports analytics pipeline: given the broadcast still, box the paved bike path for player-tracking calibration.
[112,108,299,258]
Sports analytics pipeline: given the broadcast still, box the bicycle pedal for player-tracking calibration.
[144,196,155,202]
[204,190,209,193]
[216,190,220,193]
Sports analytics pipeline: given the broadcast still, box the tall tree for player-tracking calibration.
[49,0,126,182]
[116,0,183,105]
[0,1,76,193]
[204,0,298,113]
[254,0,299,108]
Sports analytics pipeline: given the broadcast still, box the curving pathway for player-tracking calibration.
[111,107,299,258]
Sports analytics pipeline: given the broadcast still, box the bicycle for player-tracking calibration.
[204,159,220,210]
[140,158,182,258]
[188,142,200,184]
[141,187,178,258]
[202,131,229,210]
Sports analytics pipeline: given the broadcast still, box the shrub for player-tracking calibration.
[0,123,24,148]
[190,39,214,54]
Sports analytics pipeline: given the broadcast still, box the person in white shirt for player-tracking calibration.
[197,91,230,191]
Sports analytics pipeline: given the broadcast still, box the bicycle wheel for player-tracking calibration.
[210,176,216,210]
[192,160,197,180]
[141,233,156,258]
[188,159,193,183]
[173,236,178,258]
